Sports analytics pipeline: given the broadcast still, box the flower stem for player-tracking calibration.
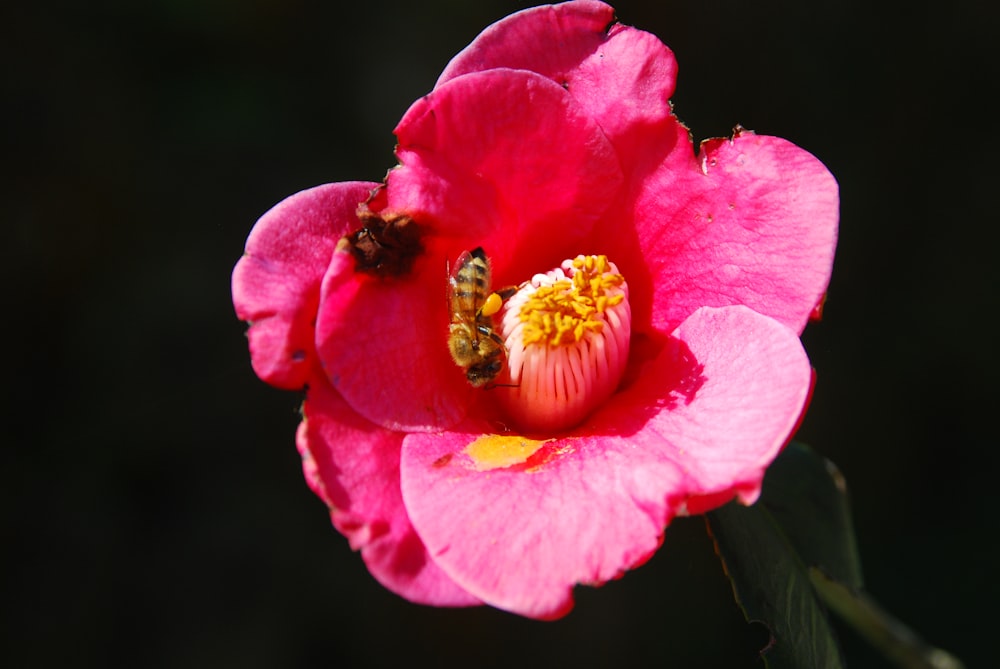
[809,568,965,669]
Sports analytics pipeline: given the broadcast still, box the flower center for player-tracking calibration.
[498,255,630,433]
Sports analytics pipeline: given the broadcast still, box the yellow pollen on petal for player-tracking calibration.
[519,255,625,348]
[464,434,550,471]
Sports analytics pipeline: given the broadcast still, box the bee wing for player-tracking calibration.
[448,250,471,321]
[450,250,475,282]
[449,249,488,322]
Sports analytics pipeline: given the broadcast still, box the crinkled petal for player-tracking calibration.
[629,131,839,335]
[232,182,378,389]
[297,374,479,607]
[399,305,810,619]
[315,241,473,431]
[438,0,679,164]
[387,68,623,283]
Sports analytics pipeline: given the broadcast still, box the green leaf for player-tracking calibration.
[709,443,966,669]
[708,498,846,669]
[758,442,863,590]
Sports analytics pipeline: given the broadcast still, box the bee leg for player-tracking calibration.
[494,285,518,300]
[478,285,520,318]
[476,324,506,351]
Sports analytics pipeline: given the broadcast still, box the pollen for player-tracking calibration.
[518,255,625,347]
[498,255,631,433]
[480,291,504,318]
[464,434,549,471]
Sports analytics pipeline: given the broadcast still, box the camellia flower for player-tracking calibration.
[232,0,837,619]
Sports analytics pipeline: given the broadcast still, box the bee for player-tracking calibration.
[342,205,423,278]
[448,247,515,387]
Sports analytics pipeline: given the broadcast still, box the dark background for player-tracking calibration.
[5,0,995,666]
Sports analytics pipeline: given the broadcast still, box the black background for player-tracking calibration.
[5,0,996,667]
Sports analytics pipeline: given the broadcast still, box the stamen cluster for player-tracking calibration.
[498,255,631,433]
[520,255,626,347]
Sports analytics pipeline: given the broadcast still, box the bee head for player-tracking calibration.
[467,360,503,387]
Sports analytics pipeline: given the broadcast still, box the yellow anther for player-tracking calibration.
[517,254,625,348]
[572,301,594,319]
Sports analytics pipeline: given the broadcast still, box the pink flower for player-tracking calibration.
[232,0,838,619]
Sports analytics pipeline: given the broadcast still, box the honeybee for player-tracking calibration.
[448,247,515,387]
[343,205,423,277]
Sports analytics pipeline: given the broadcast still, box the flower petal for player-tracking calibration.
[591,305,814,508]
[232,182,378,389]
[438,0,679,163]
[387,68,623,283]
[298,374,480,607]
[323,68,628,430]
[631,131,839,335]
[399,305,810,618]
[437,1,616,87]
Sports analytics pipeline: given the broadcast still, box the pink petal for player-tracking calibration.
[232,182,378,389]
[387,69,623,284]
[593,305,814,507]
[297,375,480,607]
[437,1,679,162]
[437,1,616,87]
[321,68,629,430]
[629,131,839,335]
[399,305,810,619]
[315,239,475,431]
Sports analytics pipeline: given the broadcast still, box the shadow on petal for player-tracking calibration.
[585,330,707,438]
